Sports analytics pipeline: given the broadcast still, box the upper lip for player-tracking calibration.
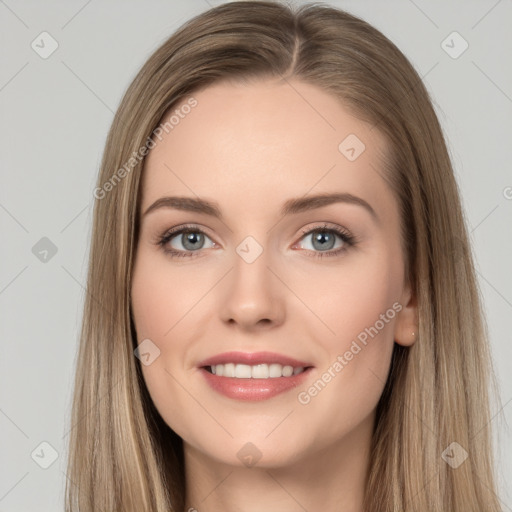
[198,351,313,368]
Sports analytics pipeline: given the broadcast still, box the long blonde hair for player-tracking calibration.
[65,2,503,510]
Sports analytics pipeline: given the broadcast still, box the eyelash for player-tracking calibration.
[155,223,356,260]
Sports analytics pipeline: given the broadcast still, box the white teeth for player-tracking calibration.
[269,363,283,377]
[252,364,269,378]
[224,363,235,377]
[235,364,252,378]
[209,363,305,378]
[282,365,294,377]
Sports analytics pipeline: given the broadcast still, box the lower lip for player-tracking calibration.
[199,367,313,401]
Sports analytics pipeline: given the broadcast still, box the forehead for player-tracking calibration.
[141,78,391,217]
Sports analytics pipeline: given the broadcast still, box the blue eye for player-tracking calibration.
[156,223,355,259]
[157,225,215,258]
[295,223,355,258]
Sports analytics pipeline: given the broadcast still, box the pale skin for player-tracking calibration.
[130,77,418,512]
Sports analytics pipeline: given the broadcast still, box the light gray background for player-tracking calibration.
[1,0,511,510]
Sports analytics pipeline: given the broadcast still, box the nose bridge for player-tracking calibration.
[231,232,275,294]
[219,231,284,327]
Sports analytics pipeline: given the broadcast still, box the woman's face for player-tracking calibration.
[131,77,417,469]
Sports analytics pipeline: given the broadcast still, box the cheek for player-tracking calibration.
[130,251,211,339]
[294,250,402,418]
[296,248,403,351]
[130,252,214,437]
[130,270,187,439]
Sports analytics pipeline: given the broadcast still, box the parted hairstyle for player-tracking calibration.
[65,2,502,510]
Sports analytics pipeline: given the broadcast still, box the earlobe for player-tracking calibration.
[395,329,417,347]
[394,284,418,347]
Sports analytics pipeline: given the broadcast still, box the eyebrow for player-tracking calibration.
[143,192,378,222]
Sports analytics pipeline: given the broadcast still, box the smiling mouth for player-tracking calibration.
[203,363,312,379]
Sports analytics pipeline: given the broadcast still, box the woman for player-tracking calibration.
[65,2,503,511]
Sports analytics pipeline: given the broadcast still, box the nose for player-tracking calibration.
[219,242,285,331]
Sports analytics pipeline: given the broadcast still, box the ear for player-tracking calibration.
[394,281,418,347]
